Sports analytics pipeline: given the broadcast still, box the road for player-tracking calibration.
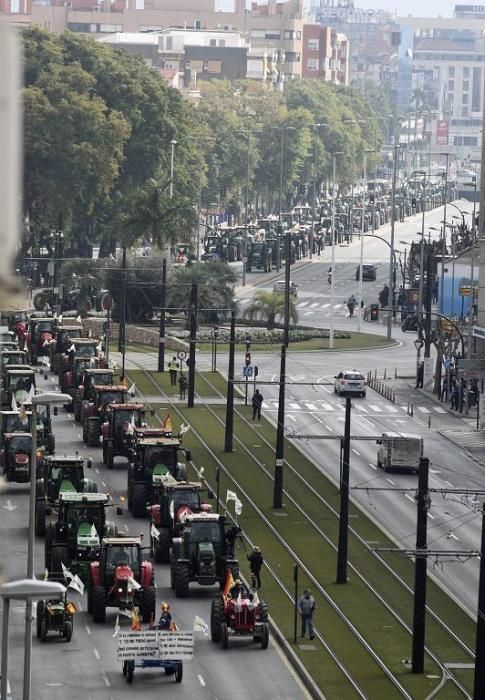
[0,370,308,700]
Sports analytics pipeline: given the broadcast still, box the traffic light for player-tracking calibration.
[245,352,251,367]
[412,197,417,207]
[369,194,375,204]
[277,224,283,236]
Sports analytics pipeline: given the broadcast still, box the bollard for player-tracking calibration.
[374,369,377,380]
[410,404,414,416]
[394,367,397,379]
[392,390,396,403]
[384,368,387,380]
[428,415,431,429]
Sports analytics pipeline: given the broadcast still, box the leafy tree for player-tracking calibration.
[244,291,298,330]
[167,261,238,323]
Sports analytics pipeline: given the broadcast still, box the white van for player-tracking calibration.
[376,432,423,473]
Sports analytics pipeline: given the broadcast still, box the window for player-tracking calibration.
[307,58,319,71]
[210,39,216,46]
[219,39,225,47]
[307,38,319,51]
[462,93,469,104]
[265,30,281,39]
[472,66,481,112]
[463,80,469,91]
[166,37,172,50]
[448,66,455,77]
[463,66,470,77]
[448,80,454,91]
[461,106,469,116]
[284,30,296,39]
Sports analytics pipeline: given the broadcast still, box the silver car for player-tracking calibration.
[273,280,298,296]
[334,370,366,398]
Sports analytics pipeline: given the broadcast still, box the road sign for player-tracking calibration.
[177,351,187,361]
[242,257,247,263]
[243,366,253,377]
[459,286,471,297]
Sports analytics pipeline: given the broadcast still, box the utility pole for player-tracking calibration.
[474,503,485,699]
[157,258,167,373]
[412,456,430,673]
[187,282,197,408]
[424,243,434,359]
[387,144,399,341]
[273,230,291,509]
[119,245,127,381]
[224,310,236,452]
[336,395,351,583]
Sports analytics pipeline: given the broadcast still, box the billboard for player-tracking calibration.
[436,120,449,145]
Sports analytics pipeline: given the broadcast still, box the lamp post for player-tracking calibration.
[414,337,424,386]
[23,392,72,700]
[1,579,66,700]
[465,178,478,357]
[310,123,328,261]
[387,144,401,340]
[49,227,64,313]
[358,147,375,332]
[277,126,296,222]
[330,152,343,350]
[169,139,177,198]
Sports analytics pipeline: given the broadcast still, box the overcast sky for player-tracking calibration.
[354,0,456,17]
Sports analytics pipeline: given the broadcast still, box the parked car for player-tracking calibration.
[334,370,366,397]
[355,264,377,281]
[273,280,298,296]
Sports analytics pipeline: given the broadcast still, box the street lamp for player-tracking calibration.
[23,391,72,700]
[414,337,424,386]
[357,147,376,332]
[1,579,66,700]
[276,126,296,222]
[329,152,343,350]
[465,178,478,357]
[387,144,402,340]
[310,122,328,261]
[169,139,177,198]
[49,228,64,313]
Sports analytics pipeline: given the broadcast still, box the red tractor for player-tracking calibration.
[60,357,100,409]
[0,432,42,483]
[49,323,83,374]
[82,386,131,446]
[101,403,146,469]
[58,337,105,384]
[74,368,115,422]
[27,317,56,365]
[210,583,269,650]
[87,536,156,623]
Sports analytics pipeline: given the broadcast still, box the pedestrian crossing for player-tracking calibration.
[265,399,450,416]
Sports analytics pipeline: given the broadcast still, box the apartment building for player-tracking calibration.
[302,23,349,84]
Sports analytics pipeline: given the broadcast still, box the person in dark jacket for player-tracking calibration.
[416,361,424,388]
[178,373,188,400]
[225,525,241,557]
[247,546,263,589]
[252,389,263,421]
[298,589,316,640]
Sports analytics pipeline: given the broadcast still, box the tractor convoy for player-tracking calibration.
[0,308,267,684]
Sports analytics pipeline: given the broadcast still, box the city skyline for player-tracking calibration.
[355,0,457,16]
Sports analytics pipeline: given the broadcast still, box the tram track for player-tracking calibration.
[125,361,476,698]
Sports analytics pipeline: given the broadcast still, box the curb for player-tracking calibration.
[268,615,326,700]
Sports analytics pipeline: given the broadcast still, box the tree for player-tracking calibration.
[244,291,298,330]
[167,261,238,323]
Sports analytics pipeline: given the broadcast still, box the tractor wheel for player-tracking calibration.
[64,620,73,642]
[141,586,156,623]
[127,464,134,512]
[174,563,190,598]
[92,586,106,623]
[36,601,44,639]
[82,418,88,444]
[220,621,228,649]
[260,622,269,649]
[46,433,55,455]
[74,390,82,422]
[132,482,147,519]
[210,597,223,643]
[125,660,135,684]
[153,528,171,564]
[40,617,48,642]
[36,478,44,498]
[175,662,183,683]
[35,499,46,536]
[260,601,268,622]
[104,441,114,469]
[87,418,100,448]
[50,545,68,581]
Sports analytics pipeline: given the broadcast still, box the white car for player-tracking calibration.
[273,280,298,296]
[334,370,366,397]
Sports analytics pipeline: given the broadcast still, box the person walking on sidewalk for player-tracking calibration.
[178,372,188,400]
[416,361,424,388]
[298,589,316,640]
[168,357,179,386]
[247,546,263,589]
[252,389,263,421]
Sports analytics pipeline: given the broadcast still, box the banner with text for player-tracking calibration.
[117,631,194,661]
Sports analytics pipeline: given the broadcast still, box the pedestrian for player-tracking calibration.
[440,376,448,402]
[347,294,356,318]
[225,525,241,558]
[168,356,179,386]
[451,381,459,410]
[252,389,263,421]
[297,589,316,640]
[247,546,263,589]
[416,361,424,389]
[178,372,188,400]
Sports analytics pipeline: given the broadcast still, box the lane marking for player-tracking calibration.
[369,405,382,413]
[417,406,431,414]
[445,480,454,488]
[289,403,301,410]
[386,478,396,486]
[369,463,377,471]
[287,415,297,422]
[95,468,100,474]
[198,675,206,687]
[405,494,415,504]
[305,403,318,411]
[102,674,111,688]
[352,448,360,456]
[433,406,447,413]
[93,648,100,659]
[85,624,91,635]
[428,512,435,520]
[102,481,107,488]
[448,532,459,541]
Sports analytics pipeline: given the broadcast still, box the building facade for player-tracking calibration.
[302,23,349,84]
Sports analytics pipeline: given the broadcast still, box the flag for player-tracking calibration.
[19,404,29,427]
[179,422,190,436]
[119,609,132,618]
[193,616,209,636]
[44,568,49,581]
[161,414,172,432]
[88,329,92,338]
[150,523,160,541]
[127,577,141,591]
[11,393,17,412]
[68,343,76,354]
[235,498,243,516]
[65,602,77,615]
[112,615,120,638]
[196,466,204,479]
[169,500,174,520]
[226,489,237,504]
[76,315,82,323]
[131,607,142,631]
[222,569,235,599]
[128,382,136,396]
[90,523,97,538]
[69,575,85,595]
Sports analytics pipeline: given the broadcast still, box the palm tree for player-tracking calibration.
[244,291,298,330]
[167,261,238,324]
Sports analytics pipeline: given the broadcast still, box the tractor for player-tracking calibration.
[101,403,146,469]
[36,592,75,642]
[82,386,132,446]
[170,513,238,598]
[210,585,269,650]
[35,455,97,536]
[127,436,191,518]
[2,367,36,409]
[59,356,100,408]
[0,408,55,455]
[0,349,27,381]
[45,492,120,581]
[49,323,83,374]
[87,536,156,624]
[27,318,56,364]
[148,481,213,563]
[73,367,115,421]
[0,432,42,483]
[58,337,104,384]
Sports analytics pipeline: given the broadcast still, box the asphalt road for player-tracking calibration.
[1,371,308,700]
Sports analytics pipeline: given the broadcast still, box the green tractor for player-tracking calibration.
[170,513,238,598]
[35,455,97,536]
[36,592,75,643]
[2,367,36,409]
[127,436,190,518]
[45,492,120,582]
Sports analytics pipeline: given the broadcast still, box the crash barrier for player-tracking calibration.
[367,371,396,404]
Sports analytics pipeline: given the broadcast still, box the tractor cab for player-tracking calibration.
[1,432,35,483]
[83,369,115,393]
[3,368,36,408]
[82,387,131,447]
[0,327,16,344]
[102,538,142,586]
[29,318,56,363]
[101,403,145,469]
[0,350,27,379]
[68,338,101,360]
[41,456,94,501]
[51,324,83,373]
[0,410,34,446]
